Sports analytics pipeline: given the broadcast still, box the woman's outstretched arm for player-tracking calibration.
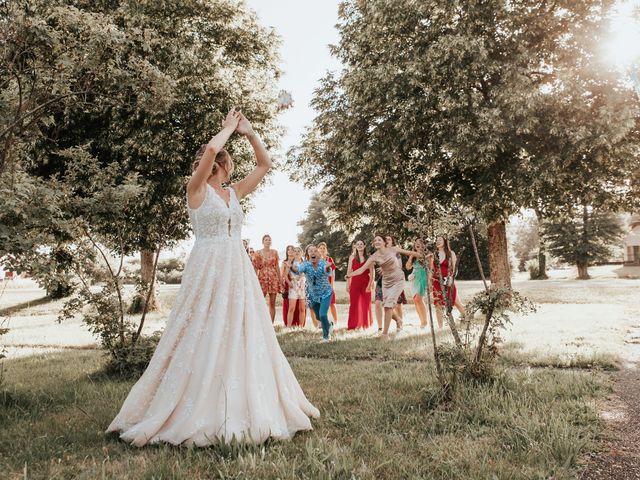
[232,113,272,199]
[394,246,421,258]
[406,255,415,271]
[187,108,240,195]
[346,255,376,278]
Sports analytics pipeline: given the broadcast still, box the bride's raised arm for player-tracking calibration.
[232,112,272,200]
[187,108,240,196]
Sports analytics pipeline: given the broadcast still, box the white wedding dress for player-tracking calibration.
[107,184,319,446]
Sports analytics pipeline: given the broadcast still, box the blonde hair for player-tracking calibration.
[192,146,230,176]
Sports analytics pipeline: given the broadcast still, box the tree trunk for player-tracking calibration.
[534,208,548,280]
[577,261,590,280]
[487,221,512,289]
[130,249,159,313]
[577,204,590,280]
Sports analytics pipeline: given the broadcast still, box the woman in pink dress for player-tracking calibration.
[346,240,374,330]
[253,234,282,322]
[347,235,422,339]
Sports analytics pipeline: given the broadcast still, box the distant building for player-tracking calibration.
[623,215,640,265]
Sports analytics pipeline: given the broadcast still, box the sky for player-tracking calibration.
[240,0,342,252]
[170,0,342,258]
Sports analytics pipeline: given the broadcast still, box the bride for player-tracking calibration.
[107,108,320,446]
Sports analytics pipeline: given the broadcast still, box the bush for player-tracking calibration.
[156,257,184,284]
[104,331,162,376]
[526,259,540,279]
[157,270,182,284]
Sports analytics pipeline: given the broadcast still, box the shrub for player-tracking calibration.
[156,257,184,284]
[105,331,162,376]
[526,259,540,279]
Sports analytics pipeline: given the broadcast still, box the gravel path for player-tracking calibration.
[581,317,640,479]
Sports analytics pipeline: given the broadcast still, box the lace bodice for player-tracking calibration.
[187,184,244,240]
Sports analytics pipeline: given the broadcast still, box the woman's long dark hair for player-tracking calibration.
[385,235,396,247]
[436,236,453,266]
[304,244,316,260]
[353,240,369,263]
[285,245,295,261]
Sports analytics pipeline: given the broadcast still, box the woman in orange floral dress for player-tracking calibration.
[253,234,282,322]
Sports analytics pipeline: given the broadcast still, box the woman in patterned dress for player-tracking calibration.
[253,234,282,322]
[288,245,334,342]
[281,246,306,327]
[317,242,338,325]
[107,109,318,446]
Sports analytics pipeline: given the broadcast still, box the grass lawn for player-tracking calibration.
[1,340,609,479]
[4,268,637,479]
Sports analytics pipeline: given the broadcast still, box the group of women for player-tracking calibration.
[249,232,467,340]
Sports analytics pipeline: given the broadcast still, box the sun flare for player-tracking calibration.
[605,0,640,69]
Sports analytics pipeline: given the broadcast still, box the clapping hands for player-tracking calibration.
[236,112,255,137]
[220,108,255,138]
[222,107,241,130]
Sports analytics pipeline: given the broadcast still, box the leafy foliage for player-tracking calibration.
[290,0,639,288]
[297,192,351,278]
[450,222,490,280]
[156,257,185,285]
[2,0,284,306]
[512,217,540,273]
[433,288,536,393]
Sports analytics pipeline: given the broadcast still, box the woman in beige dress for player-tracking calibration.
[346,235,422,338]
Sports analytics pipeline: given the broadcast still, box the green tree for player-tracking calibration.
[450,223,490,281]
[512,217,539,274]
[2,0,283,305]
[520,57,640,278]
[290,0,639,290]
[542,206,624,279]
[297,192,351,278]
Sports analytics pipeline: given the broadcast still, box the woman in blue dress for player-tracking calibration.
[287,244,334,342]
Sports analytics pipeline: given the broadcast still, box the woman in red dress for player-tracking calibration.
[346,240,374,330]
[430,236,465,328]
[252,234,282,322]
[317,242,338,325]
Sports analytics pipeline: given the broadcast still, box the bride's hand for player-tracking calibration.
[236,112,255,137]
[222,108,241,130]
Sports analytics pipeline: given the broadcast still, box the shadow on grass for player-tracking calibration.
[0,348,612,479]
[0,296,53,317]
[277,328,435,362]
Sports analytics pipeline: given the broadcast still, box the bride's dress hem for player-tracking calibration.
[106,421,317,448]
